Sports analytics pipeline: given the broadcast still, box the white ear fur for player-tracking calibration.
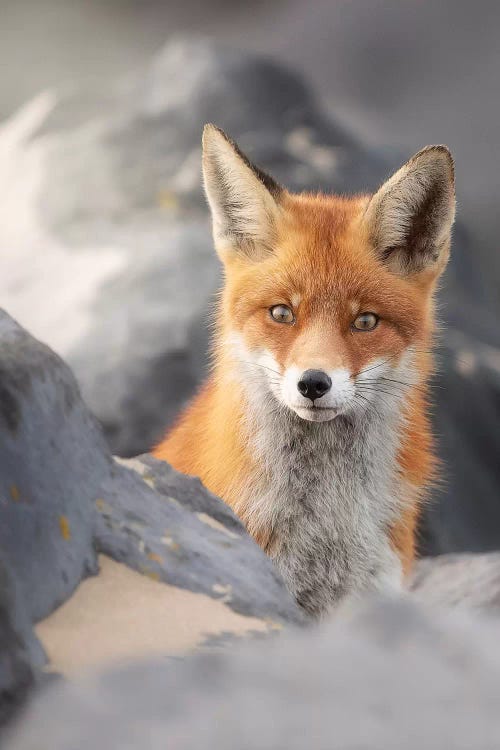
[364,145,456,275]
[202,124,282,260]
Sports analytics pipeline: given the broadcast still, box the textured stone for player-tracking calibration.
[0,559,37,729]
[96,455,303,624]
[410,552,500,612]
[421,334,500,555]
[0,310,102,623]
[0,308,302,723]
[0,309,301,632]
[7,596,500,749]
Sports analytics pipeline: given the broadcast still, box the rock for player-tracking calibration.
[410,552,500,612]
[0,309,301,714]
[0,38,498,551]
[0,310,102,623]
[6,596,500,749]
[0,559,38,729]
[421,333,500,555]
[95,454,303,625]
[0,307,299,628]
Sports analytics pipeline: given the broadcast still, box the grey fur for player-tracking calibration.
[233,358,411,618]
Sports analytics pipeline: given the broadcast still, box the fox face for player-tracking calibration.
[203,126,455,424]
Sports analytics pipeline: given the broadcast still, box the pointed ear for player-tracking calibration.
[202,124,283,261]
[364,145,456,275]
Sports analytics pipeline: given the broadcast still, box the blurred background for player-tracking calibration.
[0,0,499,554]
[2,0,500,277]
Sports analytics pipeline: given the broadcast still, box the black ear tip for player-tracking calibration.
[430,144,454,170]
[202,123,230,146]
[411,144,455,179]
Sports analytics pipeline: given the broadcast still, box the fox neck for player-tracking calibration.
[231,365,406,523]
[217,342,410,615]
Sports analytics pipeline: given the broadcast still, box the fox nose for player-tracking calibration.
[297,369,332,401]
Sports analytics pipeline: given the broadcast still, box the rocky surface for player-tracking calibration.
[7,596,500,749]
[0,307,301,721]
[0,38,498,555]
[0,307,300,628]
[422,334,500,556]
[410,552,500,612]
[0,560,37,729]
[96,454,301,624]
[0,311,102,624]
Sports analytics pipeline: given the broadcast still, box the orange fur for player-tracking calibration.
[156,193,441,566]
[155,131,454,601]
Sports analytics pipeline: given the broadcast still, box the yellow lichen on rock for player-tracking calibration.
[59,515,71,541]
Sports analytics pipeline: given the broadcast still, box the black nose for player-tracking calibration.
[297,369,332,401]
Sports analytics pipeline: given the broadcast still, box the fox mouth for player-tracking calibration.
[291,404,341,422]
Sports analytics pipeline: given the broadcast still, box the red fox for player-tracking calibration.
[154,125,455,617]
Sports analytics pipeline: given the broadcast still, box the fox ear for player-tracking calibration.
[364,146,456,275]
[202,124,283,261]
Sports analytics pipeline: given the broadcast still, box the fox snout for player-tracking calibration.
[281,364,355,422]
[296,369,332,401]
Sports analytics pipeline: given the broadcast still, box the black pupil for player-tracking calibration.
[273,306,290,321]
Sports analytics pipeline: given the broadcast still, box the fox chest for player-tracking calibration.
[240,429,403,617]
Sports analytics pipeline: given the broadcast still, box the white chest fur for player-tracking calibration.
[236,392,406,617]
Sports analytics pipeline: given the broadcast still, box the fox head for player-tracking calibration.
[202,124,455,423]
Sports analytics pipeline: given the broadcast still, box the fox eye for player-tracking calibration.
[352,312,379,331]
[270,304,295,324]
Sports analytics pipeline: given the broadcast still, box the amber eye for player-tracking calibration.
[270,304,295,324]
[352,312,379,331]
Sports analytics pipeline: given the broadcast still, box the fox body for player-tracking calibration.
[155,126,455,617]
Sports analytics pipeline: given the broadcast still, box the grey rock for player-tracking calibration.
[0,308,301,721]
[420,332,500,556]
[66,219,221,457]
[0,310,102,623]
[6,596,500,749]
[410,553,500,612]
[0,560,37,729]
[96,454,303,624]
[0,308,301,629]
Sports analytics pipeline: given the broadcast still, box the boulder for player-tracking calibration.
[95,453,302,625]
[0,311,101,623]
[6,596,500,750]
[422,333,500,555]
[0,307,300,628]
[0,559,37,729]
[410,552,500,612]
[0,309,301,716]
